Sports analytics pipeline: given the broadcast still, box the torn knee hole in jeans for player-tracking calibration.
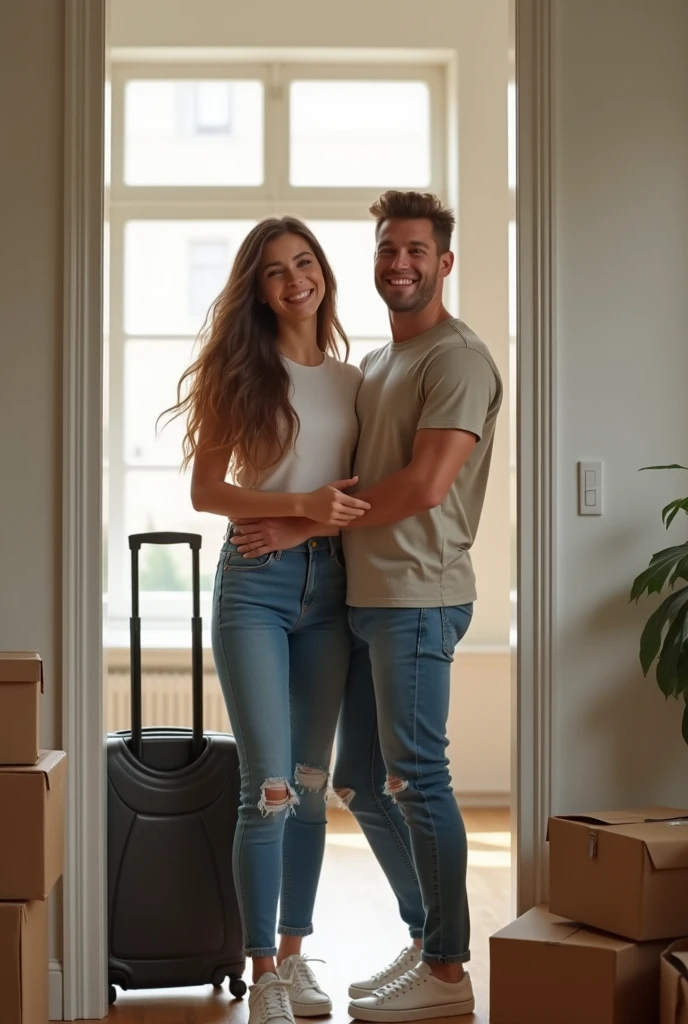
[384,775,409,799]
[333,787,355,810]
[258,777,299,816]
[295,763,329,794]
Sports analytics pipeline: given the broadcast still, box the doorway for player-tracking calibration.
[61,1,554,1018]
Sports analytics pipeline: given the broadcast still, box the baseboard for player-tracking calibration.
[49,960,64,1021]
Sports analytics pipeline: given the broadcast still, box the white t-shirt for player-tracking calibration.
[244,354,362,493]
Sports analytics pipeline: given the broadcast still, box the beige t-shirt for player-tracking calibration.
[343,318,502,608]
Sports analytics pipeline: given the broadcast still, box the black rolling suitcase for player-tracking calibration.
[107,532,246,1006]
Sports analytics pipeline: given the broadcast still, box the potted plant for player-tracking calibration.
[631,465,688,740]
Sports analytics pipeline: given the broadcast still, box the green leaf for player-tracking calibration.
[669,553,688,587]
[640,465,688,472]
[631,544,688,601]
[656,599,688,697]
[639,585,688,675]
[662,498,688,529]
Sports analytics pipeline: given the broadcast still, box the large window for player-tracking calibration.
[105,60,448,643]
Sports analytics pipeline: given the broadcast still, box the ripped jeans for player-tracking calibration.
[211,534,350,958]
[334,604,474,965]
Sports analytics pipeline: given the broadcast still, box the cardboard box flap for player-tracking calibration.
[495,907,581,944]
[0,749,66,789]
[547,806,688,835]
[642,821,688,869]
[580,817,688,870]
[492,905,633,950]
[662,940,688,1023]
[667,950,688,977]
[0,651,43,690]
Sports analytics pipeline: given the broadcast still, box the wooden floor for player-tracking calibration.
[87,808,512,1024]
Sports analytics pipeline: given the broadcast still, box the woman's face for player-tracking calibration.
[258,233,326,324]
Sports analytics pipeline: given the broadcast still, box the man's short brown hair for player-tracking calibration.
[369,190,456,254]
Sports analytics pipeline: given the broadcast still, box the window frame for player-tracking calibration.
[106,57,450,644]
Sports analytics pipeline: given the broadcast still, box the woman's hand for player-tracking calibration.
[231,518,315,557]
[300,477,370,526]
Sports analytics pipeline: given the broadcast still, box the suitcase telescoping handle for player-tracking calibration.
[128,532,204,765]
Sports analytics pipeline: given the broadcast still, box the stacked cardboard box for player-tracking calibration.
[490,806,688,1023]
[0,652,67,1024]
[661,940,688,1024]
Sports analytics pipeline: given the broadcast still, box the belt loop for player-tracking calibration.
[328,536,336,557]
[275,548,283,561]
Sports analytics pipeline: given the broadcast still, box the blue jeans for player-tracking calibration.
[211,534,351,958]
[336,605,473,965]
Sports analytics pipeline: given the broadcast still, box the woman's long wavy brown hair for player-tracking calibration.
[160,217,349,482]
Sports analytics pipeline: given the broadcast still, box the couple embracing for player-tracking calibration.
[167,189,502,1024]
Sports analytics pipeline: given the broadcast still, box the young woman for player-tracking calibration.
[164,217,369,1024]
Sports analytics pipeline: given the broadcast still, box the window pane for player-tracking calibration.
[188,240,231,317]
[124,80,263,186]
[290,81,431,188]
[307,221,389,339]
[124,339,197,467]
[124,220,255,336]
[125,470,226,592]
[194,82,232,133]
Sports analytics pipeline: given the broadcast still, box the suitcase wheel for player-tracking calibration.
[230,977,248,999]
[108,985,117,1006]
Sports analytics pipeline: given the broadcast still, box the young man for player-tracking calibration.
[231,190,502,1020]
[336,189,503,1020]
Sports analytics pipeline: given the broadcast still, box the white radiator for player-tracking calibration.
[105,664,230,734]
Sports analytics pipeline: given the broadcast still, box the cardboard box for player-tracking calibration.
[661,939,688,1024]
[0,652,42,765]
[548,807,688,941]
[0,900,48,1024]
[0,750,66,899]
[490,905,665,1024]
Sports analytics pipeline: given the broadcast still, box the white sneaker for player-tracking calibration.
[348,962,475,1021]
[249,972,295,1024]
[278,955,332,1017]
[348,945,420,999]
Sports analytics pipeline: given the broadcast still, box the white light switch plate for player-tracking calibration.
[578,460,603,515]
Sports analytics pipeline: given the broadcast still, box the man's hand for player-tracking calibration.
[231,517,317,557]
[300,477,370,525]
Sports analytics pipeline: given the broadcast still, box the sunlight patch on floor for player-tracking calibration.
[467,849,511,868]
[326,832,377,850]
[467,831,512,848]
[326,829,512,868]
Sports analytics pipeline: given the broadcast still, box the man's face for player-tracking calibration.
[373,218,451,313]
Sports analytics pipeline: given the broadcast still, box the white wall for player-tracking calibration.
[0,0,64,973]
[552,0,688,813]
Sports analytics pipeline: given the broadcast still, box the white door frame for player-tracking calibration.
[60,1,554,1016]
[62,1,108,1019]
[512,0,556,916]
